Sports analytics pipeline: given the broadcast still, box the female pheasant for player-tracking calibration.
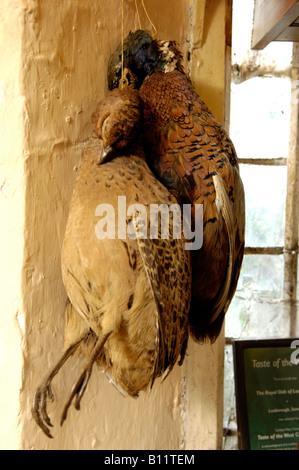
[32,87,191,438]
[108,30,245,342]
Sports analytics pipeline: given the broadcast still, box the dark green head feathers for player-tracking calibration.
[107,29,184,90]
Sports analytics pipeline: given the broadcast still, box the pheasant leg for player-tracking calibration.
[32,339,84,438]
[60,332,111,426]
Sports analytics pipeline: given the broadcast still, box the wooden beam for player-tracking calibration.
[252,0,299,50]
[224,0,232,132]
[238,157,287,166]
[245,247,285,255]
[185,0,231,451]
[283,43,299,336]
[191,0,206,49]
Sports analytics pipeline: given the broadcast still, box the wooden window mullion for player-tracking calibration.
[283,43,299,336]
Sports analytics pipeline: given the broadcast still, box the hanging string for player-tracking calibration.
[134,0,142,29]
[120,0,158,88]
[121,0,125,88]
[141,0,157,38]
[129,0,157,37]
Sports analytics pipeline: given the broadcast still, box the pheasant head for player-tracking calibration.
[107,29,184,90]
[91,87,144,163]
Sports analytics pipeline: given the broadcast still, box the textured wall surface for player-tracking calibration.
[0,0,25,450]
[0,0,228,450]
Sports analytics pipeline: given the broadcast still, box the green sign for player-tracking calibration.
[233,339,299,450]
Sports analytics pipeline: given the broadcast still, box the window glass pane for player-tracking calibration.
[231,78,291,159]
[225,255,286,339]
[240,164,286,247]
[226,0,295,450]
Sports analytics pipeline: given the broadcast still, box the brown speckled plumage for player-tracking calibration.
[32,87,191,438]
[139,70,245,341]
[108,31,245,343]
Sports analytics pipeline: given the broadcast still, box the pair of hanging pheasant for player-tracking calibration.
[32,30,245,438]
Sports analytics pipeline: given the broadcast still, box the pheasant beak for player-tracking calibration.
[96,140,113,165]
[96,115,113,165]
[102,144,113,160]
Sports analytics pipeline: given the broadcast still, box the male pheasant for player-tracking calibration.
[108,30,245,342]
[32,87,191,438]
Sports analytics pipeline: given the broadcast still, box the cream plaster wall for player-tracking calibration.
[0,0,25,450]
[0,0,230,450]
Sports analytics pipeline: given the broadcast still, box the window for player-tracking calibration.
[223,0,299,449]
